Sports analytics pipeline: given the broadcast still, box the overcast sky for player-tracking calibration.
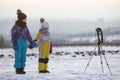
[0,0,120,20]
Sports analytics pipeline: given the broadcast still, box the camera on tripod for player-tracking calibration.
[84,27,112,76]
[96,27,103,45]
[95,27,104,55]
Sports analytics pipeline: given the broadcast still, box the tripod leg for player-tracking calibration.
[100,45,105,55]
[98,44,101,55]
[103,55,113,76]
[100,53,104,73]
[99,45,104,73]
[100,45,112,76]
[84,54,94,73]
[84,45,97,73]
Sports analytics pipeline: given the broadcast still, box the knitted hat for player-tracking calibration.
[40,18,45,23]
[17,13,27,21]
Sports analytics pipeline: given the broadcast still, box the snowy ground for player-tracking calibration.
[0,46,120,80]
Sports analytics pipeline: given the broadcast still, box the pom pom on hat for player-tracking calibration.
[17,9,22,14]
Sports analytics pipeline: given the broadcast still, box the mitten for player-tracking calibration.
[29,41,35,49]
[12,41,18,50]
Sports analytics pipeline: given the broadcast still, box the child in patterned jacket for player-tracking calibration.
[11,9,34,74]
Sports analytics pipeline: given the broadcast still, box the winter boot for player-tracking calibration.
[20,67,26,74]
[39,70,50,73]
[16,68,25,74]
[39,70,45,73]
[44,70,50,73]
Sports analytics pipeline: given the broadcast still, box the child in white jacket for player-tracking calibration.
[30,18,52,73]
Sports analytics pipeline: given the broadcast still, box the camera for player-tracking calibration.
[96,27,103,44]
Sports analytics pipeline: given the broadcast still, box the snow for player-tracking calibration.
[0,46,120,80]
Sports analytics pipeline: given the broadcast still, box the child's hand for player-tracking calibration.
[13,44,18,50]
[12,41,18,50]
[29,42,35,49]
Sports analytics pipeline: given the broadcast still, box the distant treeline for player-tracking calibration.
[0,35,5,48]
[1,35,120,48]
[0,35,11,48]
[54,43,120,47]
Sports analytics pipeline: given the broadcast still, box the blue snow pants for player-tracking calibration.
[14,38,27,69]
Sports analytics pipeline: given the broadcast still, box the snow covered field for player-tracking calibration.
[0,46,120,80]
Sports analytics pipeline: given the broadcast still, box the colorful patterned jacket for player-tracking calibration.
[11,24,33,44]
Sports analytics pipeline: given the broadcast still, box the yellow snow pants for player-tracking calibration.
[35,32,50,71]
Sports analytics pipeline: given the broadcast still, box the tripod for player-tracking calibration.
[83,28,112,76]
